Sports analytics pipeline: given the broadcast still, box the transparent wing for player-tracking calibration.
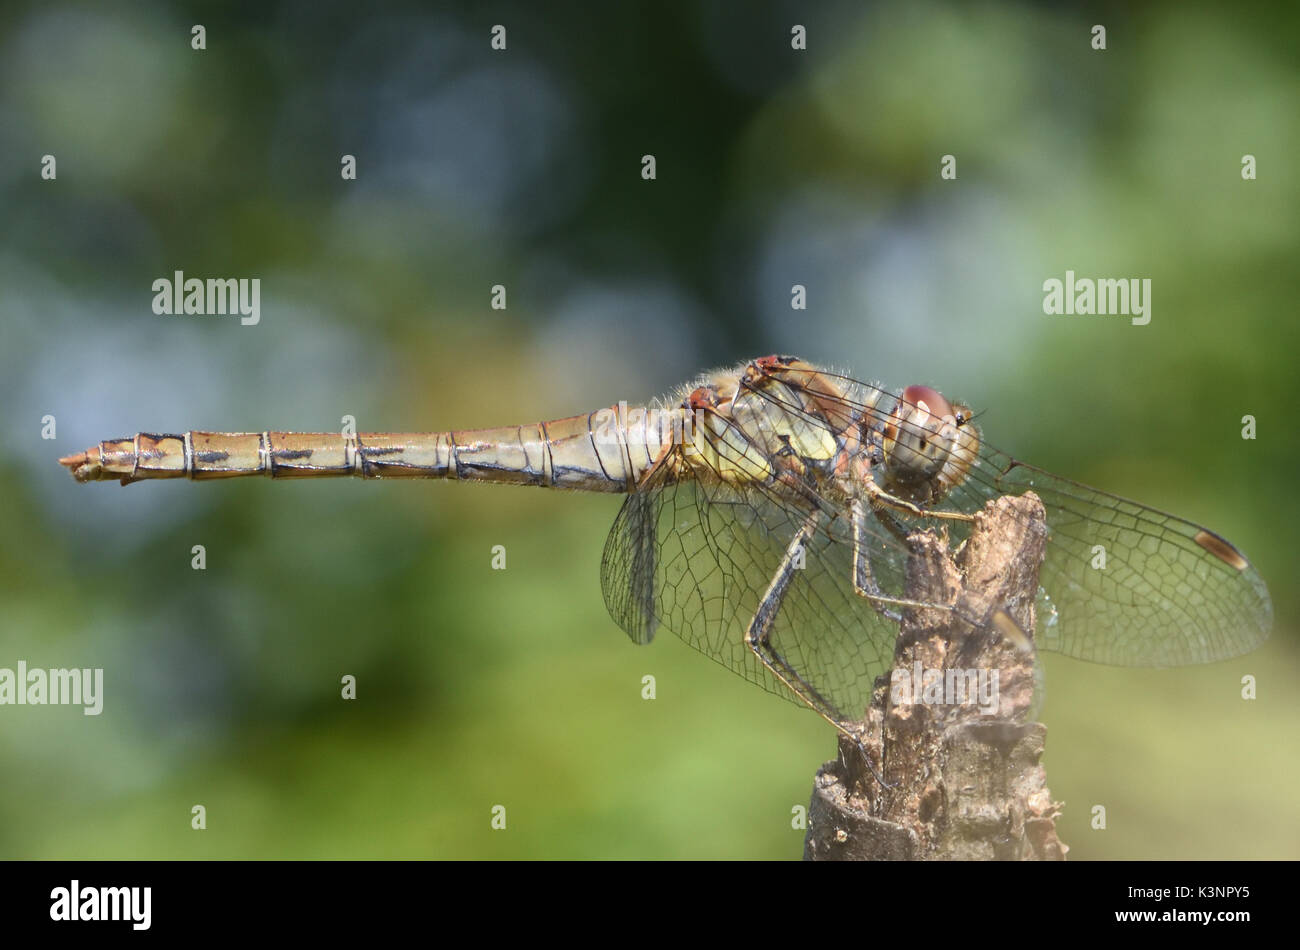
[753,365,1273,668]
[601,475,909,722]
[946,453,1273,666]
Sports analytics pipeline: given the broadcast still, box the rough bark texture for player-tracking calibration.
[804,492,1068,861]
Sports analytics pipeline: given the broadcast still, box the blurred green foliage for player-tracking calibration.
[1,0,1297,858]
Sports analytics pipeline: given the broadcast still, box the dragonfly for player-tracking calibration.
[59,354,1272,739]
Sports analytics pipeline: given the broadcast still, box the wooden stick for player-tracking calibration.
[804,491,1068,861]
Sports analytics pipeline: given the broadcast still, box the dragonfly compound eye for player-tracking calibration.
[883,385,962,494]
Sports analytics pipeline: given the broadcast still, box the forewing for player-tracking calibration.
[601,477,906,721]
[947,452,1273,666]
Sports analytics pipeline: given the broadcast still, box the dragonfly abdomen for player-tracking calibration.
[58,405,681,491]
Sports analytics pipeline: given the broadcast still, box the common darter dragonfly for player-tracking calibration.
[60,355,1272,737]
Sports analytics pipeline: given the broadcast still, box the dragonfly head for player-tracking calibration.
[881,385,979,503]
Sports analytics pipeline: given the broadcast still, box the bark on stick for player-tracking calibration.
[804,492,1067,861]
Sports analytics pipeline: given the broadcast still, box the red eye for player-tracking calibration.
[900,385,953,419]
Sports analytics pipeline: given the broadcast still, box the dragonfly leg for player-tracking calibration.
[850,499,958,617]
[852,500,903,623]
[744,511,891,787]
[857,498,1020,651]
[864,480,976,523]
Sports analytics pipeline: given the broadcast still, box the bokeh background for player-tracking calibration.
[1,0,1297,859]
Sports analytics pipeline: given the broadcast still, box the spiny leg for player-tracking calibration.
[744,511,890,786]
[745,513,837,713]
[852,501,1024,660]
[853,499,900,622]
[850,499,959,617]
[867,497,912,545]
[864,480,976,523]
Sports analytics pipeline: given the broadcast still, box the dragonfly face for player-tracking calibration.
[879,383,979,506]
